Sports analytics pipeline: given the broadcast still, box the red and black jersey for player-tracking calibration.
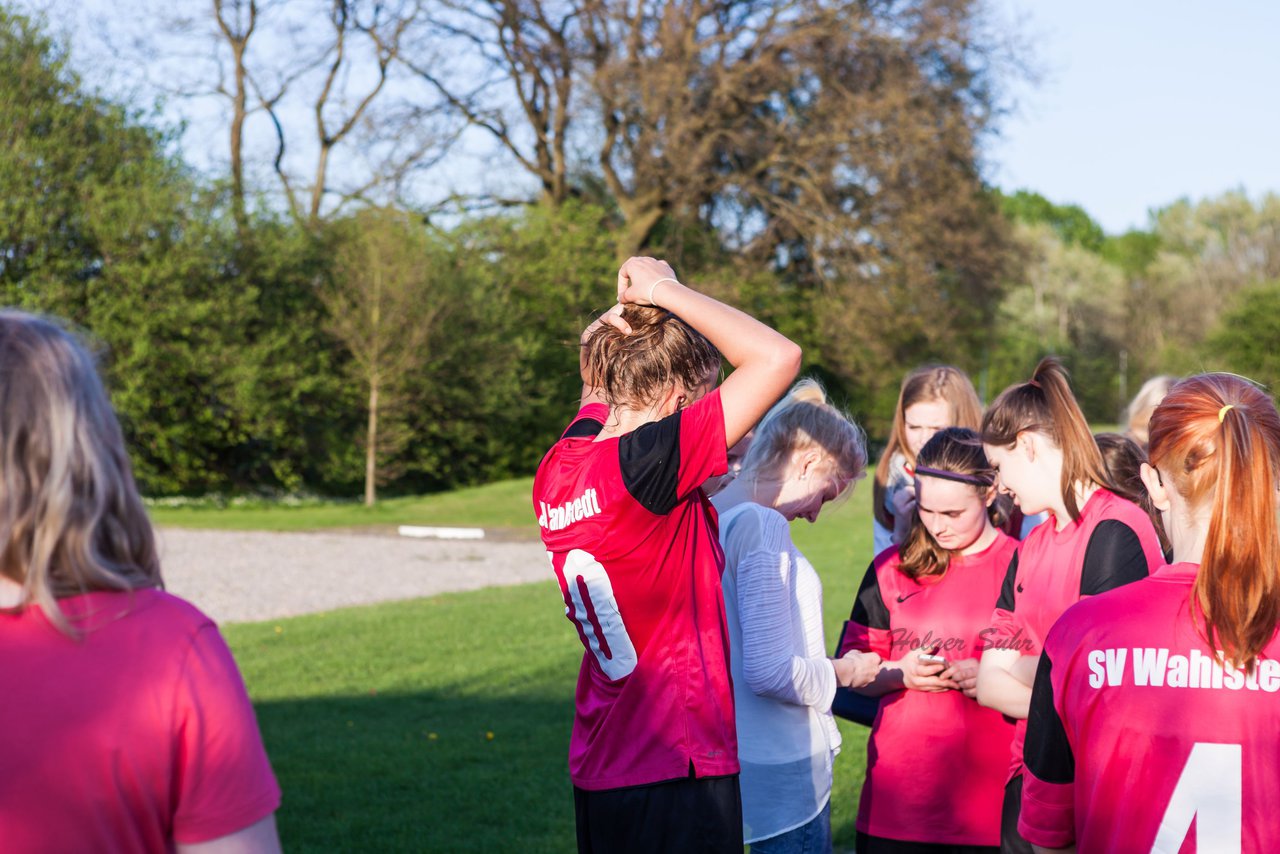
[533,391,732,791]
[987,488,1165,781]
[1021,562,1280,851]
[839,533,1018,845]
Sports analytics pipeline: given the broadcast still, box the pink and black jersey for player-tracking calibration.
[533,390,732,791]
[988,488,1165,781]
[1021,562,1280,851]
[838,533,1018,846]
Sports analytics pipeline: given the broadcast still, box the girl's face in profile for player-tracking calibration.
[903,399,951,458]
[985,434,1052,516]
[773,454,852,524]
[915,475,991,553]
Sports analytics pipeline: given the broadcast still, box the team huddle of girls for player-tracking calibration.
[3,255,1270,852]
[537,257,1280,853]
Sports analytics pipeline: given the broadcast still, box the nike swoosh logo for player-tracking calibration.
[897,591,922,603]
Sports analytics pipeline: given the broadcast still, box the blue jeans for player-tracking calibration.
[750,801,831,854]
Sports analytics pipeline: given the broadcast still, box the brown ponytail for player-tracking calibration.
[1148,374,1280,672]
[980,357,1109,523]
[898,428,995,580]
[873,365,982,530]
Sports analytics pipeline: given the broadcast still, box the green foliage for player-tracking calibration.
[1202,282,1280,393]
[1000,189,1106,253]
[406,200,618,488]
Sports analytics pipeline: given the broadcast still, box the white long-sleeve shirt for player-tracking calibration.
[719,502,841,843]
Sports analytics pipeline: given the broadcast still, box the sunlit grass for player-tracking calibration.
[223,481,878,852]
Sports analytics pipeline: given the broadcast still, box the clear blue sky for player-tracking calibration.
[987,0,1280,233]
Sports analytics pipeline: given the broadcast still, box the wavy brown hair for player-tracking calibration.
[981,357,1109,523]
[583,305,721,410]
[0,312,160,634]
[873,365,981,530]
[1148,374,1280,672]
[899,428,999,580]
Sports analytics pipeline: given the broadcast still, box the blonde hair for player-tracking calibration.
[1124,375,1177,449]
[873,365,982,529]
[741,378,868,490]
[0,312,160,633]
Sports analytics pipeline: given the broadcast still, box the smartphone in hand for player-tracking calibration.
[917,652,948,667]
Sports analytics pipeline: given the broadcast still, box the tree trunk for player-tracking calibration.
[364,379,378,506]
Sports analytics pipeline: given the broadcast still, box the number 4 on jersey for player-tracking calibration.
[555,549,638,681]
[1153,742,1241,852]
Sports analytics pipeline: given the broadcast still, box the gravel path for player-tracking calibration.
[156,527,551,624]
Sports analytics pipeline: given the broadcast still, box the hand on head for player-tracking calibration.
[617,257,679,307]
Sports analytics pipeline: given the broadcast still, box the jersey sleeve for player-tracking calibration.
[619,389,726,515]
[1019,643,1077,848]
[170,624,282,844]
[1079,519,1151,596]
[733,507,837,711]
[560,402,608,439]
[985,549,1022,651]
[839,561,892,659]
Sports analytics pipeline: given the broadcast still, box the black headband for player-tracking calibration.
[913,465,993,488]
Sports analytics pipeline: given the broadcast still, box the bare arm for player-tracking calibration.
[976,648,1035,718]
[176,815,281,854]
[617,258,801,446]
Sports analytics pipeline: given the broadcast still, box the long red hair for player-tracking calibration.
[1148,374,1280,671]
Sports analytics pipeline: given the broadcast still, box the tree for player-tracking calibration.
[89,0,453,227]
[1202,282,1280,395]
[322,207,444,504]
[987,222,1126,418]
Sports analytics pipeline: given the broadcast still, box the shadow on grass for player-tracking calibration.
[260,690,577,853]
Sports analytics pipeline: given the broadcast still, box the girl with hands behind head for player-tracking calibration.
[838,428,1017,853]
[713,379,875,853]
[535,258,800,854]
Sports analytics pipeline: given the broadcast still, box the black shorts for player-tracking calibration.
[1000,775,1034,854]
[573,772,742,854]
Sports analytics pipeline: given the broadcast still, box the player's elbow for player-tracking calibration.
[774,339,803,379]
[975,665,1001,711]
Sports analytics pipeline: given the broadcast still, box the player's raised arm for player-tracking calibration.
[616,257,801,447]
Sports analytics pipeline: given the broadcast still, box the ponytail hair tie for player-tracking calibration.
[1218,404,1235,423]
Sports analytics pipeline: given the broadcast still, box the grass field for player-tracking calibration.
[214,482,880,852]
[148,478,538,531]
